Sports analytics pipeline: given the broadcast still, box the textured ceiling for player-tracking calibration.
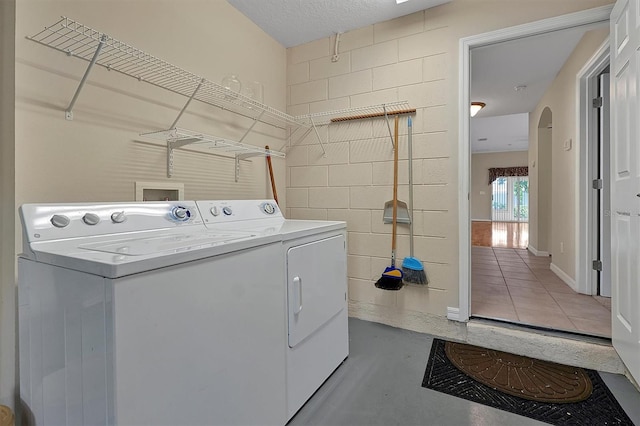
[470,22,608,153]
[226,0,451,48]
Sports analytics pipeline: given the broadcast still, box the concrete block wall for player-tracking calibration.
[284,0,614,330]
[285,10,456,319]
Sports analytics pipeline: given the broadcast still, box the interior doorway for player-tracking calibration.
[458,7,614,339]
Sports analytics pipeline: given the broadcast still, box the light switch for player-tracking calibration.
[479,191,486,195]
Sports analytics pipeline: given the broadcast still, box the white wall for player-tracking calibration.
[286,0,613,332]
[6,0,288,411]
[471,151,528,221]
[0,0,16,410]
[529,28,609,281]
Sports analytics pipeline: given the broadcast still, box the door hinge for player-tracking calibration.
[592,260,603,271]
[592,97,603,108]
[592,178,603,190]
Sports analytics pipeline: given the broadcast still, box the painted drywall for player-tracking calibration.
[471,151,528,221]
[285,0,613,332]
[538,124,553,254]
[8,0,287,412]
[0,0,16,410]
[530,28,609,283]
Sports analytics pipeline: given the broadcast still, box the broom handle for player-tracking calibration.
[265,145,279,205]
[392,116,399,265]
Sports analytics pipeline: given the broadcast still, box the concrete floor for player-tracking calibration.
[288,318,640,426]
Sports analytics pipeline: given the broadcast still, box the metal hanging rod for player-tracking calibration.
[27,17,302,129]
[296,101,414,126]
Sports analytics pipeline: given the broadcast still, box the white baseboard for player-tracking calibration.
[527,245,549,257]
[447,307,460,321]
[550,263,577,291]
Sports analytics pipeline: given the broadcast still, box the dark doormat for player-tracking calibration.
[422,339,634,425]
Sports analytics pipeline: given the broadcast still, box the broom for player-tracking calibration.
[375,115,404,291]
[402,116,428,285]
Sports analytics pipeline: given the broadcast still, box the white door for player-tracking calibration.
[610,0,640,384]
[287,235,346,348]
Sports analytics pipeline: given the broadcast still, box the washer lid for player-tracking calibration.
[79,231,252,256]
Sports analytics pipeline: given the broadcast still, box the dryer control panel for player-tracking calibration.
[197,200,282,225]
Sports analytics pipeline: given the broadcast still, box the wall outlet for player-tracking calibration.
[563,139,572,151]
[560,242,564,253]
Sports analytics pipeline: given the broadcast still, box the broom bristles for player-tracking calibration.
[402,267,428,285]
[375,266,404,290]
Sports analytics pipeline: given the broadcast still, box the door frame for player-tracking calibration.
[576,39,610,296]
[454,5,614,322]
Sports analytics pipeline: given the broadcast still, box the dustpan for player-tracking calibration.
[383,199,410,224]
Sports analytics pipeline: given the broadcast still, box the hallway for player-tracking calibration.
[470,221,611,337]
[471,246,612,337]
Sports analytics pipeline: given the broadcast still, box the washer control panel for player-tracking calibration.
[20,201,202,242]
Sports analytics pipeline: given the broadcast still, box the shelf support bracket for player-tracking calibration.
[170,78,205,129]
[166,137,202,178]
[238,110,265,144]
[383,104,394,149]
[65,34,108,121]
[235,152,262,182]
[310,116,327,157]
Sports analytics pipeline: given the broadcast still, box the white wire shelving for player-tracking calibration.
[27,17,416,176]
[142,128,285,181]
[27,16,301,129]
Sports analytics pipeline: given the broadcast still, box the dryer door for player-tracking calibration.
[287,234,346,348]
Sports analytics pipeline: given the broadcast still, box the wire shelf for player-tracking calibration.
[141,128,286,158]
[27,17,302,129]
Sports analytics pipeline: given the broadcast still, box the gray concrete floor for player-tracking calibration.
[288,318,640,426]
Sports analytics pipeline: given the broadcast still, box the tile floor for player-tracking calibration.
[289,318,640,425]
[471,246,612,337]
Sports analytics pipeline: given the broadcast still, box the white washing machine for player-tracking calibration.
[18,201,288,426]
[196,200,349,420]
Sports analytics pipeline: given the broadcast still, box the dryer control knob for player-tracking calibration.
[210,206,220,216]
[50,214,70,228]
[262,203,276,215]
[222,206,233,216]
[82,213,100,226]
[173,207,190,220]
[111,211,126,223]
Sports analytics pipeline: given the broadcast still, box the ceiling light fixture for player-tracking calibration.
[396,0,410,4]
[470,102,486,117]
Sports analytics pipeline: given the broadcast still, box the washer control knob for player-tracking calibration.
[50,214,70,228]
[173,207,190,221]
[82,213,100,226]
[222,206,233,216]
[111,211,126,223]
[210,206,220,217]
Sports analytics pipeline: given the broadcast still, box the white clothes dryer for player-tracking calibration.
[18,201,287,426]
[196,200,349,420]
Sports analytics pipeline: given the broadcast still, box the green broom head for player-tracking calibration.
[402,257,429,285]
[375,266,404,290]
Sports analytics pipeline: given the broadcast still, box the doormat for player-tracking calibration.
[422,339,634,425]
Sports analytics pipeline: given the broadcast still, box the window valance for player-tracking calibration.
[488,166,528,185]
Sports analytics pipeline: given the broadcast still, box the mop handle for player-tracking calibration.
[408,116,414,257]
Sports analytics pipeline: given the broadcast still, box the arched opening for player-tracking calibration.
[536,107,553,256]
